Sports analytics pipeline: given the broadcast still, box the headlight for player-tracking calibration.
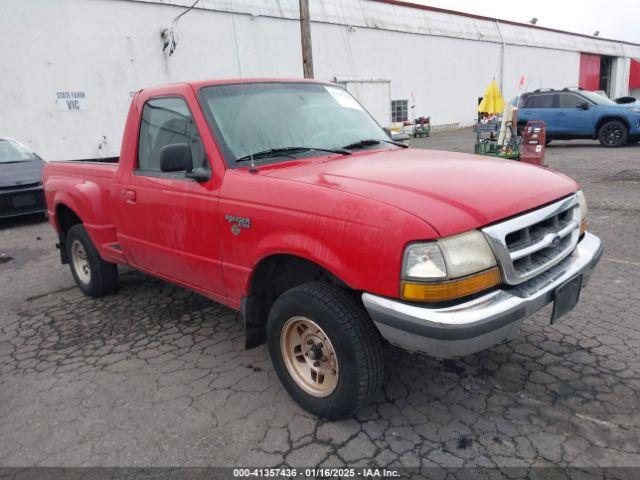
[402,230,496,281]
[401,230,501,302]
[403,243,447,279]
[577,189,588,234]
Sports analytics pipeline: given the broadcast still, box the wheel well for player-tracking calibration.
[242,255,349,349]
[55,204,82,263]
[595,116,630,137]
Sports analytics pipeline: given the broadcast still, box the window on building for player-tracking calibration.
[524,94,555,108]
[391,100,408,123]
[138,97,206,173]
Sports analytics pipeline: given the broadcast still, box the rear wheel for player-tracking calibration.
[67,224,118,297]
[267,282,384,419]
[598,120,628,147]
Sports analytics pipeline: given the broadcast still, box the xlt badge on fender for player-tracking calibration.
[225,214,251,236]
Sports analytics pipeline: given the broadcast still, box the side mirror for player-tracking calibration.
[383,127,410,142]
[185,167,211,182]
[578,102,590,110]
[391,132,410,142]
[160,143,193,172]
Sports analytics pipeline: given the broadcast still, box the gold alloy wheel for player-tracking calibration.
[71,239,91,284]
[280,316,339,397]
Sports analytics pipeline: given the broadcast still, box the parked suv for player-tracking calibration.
[516,88,640,147]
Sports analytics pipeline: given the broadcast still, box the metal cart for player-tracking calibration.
[474,119,520,159]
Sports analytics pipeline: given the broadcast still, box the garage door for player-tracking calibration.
[335,77,391,128]
[579,53,600,91]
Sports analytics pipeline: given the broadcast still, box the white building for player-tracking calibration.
[1,0,639,160]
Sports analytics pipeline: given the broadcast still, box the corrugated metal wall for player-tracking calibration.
[0,0,638,160]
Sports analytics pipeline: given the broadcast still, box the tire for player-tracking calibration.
[598,120,628,147]
[66,224,118,297]
[267,282,384,419]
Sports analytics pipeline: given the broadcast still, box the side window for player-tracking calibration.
[391,100,408,123]
[138,97,207,173]
[558,93,587,108]
[525,94,555,108]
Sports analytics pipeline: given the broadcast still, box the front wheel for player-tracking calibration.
[66,224,118,297]
[267,283,384,419]
[598,120,628,147]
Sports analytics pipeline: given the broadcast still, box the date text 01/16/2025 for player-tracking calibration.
[232,467,400,477]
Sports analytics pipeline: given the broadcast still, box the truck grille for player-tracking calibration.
[482,195,581,285]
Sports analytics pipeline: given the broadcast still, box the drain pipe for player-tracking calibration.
[495,20,505,92]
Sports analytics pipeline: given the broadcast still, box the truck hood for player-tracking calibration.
[264,148,578,237]
[0,159,44,189]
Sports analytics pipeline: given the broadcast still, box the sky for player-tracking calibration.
[406,0,640,44]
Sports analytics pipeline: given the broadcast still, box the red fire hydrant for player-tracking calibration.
[520,121,547,166]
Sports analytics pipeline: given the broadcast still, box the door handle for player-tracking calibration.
[555,112,566,116]
[123,189,137,203]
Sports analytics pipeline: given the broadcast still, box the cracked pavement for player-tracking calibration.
[1,131,639,470]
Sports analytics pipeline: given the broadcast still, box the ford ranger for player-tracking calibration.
[43,79,603,419]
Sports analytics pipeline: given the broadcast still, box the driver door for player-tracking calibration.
[117,94,225,297]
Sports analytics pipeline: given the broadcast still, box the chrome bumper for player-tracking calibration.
[362,232,603,358]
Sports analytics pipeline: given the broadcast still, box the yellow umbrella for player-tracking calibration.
[477,79,505,114]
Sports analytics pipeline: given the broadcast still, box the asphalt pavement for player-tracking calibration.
[1,131,639,472]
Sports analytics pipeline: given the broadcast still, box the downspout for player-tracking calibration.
[231,15,243,77]
[495,20,505,92]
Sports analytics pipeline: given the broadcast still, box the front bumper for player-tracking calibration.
[0,185,46,219]
[362,232,603,358]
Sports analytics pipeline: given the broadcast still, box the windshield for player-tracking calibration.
[580,90,616,105]
[199,82,390,165]
[0,139,38,163]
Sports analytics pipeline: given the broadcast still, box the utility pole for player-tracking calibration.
[299,0,314,78]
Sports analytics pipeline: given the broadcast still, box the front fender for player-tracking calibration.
[252,231,350,286]
[219,171,437,306]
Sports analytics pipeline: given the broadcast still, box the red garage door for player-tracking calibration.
[579,53,600,91]
[630,59,640,90]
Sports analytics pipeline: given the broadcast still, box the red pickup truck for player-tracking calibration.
[43,79,603,419]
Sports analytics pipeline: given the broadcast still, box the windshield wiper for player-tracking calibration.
[1,160,31,164]
[236,146,351,163]
[342,138,409,150]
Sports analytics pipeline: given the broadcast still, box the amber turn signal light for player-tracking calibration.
[401,267,502,302]
[580,218,589,236]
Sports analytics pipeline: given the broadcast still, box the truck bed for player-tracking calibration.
[55,156,119,164]
[43,159,122,263]
[45,159,118,180]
